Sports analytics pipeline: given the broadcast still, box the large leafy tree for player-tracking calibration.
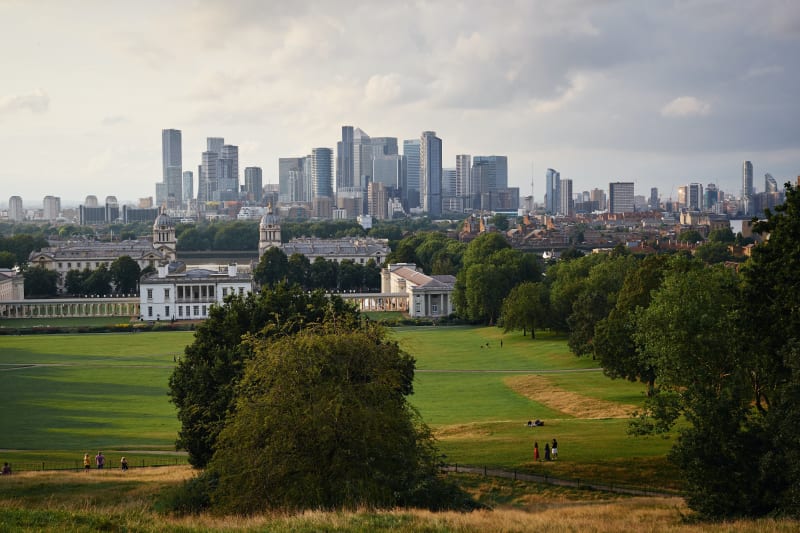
[110,255,141,294]
[739,183,800,516]
[0,251,16,268]
[454,233,541,323]
[23,265,58,298]
[566,253,638,357]
[206,322,450,513]
[168,283,359,467]
[252,247,289,288]
[500,281,549,338]
[593,254,673,395]
[83,263,112,296]
[634,265,756,518]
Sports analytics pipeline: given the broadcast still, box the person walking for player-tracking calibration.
[544,442,551,461]
[120,457,128,471]
[95,451,105,470]
[552,438,558,460]
[83,453,91,471]
[534,441,540,462]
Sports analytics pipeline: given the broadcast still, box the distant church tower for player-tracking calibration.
[258,204,281,258]
[152,209,177,262]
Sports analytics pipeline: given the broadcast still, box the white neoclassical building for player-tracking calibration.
[381,263,455,318]
[139,262,253,321]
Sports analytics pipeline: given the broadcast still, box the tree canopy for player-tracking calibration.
[168,283,360,467]
[205,322,453,513]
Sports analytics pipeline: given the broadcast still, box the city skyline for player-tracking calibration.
[2,1,798,206]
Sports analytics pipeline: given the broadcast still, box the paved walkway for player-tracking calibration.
[444,464,680,498]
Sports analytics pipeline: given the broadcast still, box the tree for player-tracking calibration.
[739,183,800,517]
[677,229,703,243]
[83,263,112,296]
[0,251,16,268]
[168,283,360,467]
[566,254,638,357]
[205,322,452,513]
[286,252,311,288]
[500,281,549,338]
[546,253,607,332]
[64,269,88,296]
[693,241,733,264]
[634,265,755,518]
[491,213,509,231]
[252,247,289,288]
[707,227,735,243]
[23,265,58,298]
[110,255,141,294]
[593,254,673,395]
[310,257,338,290]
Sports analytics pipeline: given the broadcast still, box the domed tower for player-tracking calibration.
[258,204,281,258]
[152,209,177,261]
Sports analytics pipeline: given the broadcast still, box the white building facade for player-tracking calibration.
[381,263,455,318]
[139,263,252,321]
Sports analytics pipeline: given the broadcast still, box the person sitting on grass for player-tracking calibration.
[1,462,11,475]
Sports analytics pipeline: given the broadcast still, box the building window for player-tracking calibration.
[431,303,438,315]
[96,262,100,267]
[415,304,420,314]
[238,287,244,295]
[202,305,207,316]
[222,287,227,297]
[67,263,71,268]
[164,288,170,299]
[165,306,170,318]
[147,288,153,299]
[148,306,152,317]
[193,305,199,316]
[178,306,183,317]
[77,263,81,268]
[58,263,62,268]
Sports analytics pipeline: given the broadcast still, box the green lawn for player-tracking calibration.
[0,326,677,488]
[0,317,132,328]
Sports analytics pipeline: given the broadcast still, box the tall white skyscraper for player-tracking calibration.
[559,178,573,216]
[8,196,24,221]
[161,129,182,208]
[43,196,60,221]
[420,131,442,217]
[442,168,457,197]
[456,154,472,199]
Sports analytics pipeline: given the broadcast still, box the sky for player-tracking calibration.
[2,0,799,208]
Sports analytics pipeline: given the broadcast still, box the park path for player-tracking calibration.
[444,464,680,498]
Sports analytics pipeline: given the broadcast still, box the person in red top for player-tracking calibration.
[534,442,540,462]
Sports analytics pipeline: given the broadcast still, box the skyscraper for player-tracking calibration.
[244,167,263,203]
[182,171,193,205]
[420,131,442,217]
[545,168,560,214]
[649,187,659,209]
[217,144,239,200]
[472,156,509,208]
[353,128,370,189]
[336,126,354,191]
[609,182,635,214]
[442,168,457,197]
[765,173,778,193]
[8,196,23,221]
[161,129,182,208]
[456,154,472,200]
[311,148,333,199]
[403,139,421,209]
[743,160,754,215]
[43,196,60,221]
[688,183,703,211]
[559,178,573,216]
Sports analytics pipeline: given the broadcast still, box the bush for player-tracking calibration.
[154,472,216,516]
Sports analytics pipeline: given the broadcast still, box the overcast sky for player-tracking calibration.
[2,0,799,208]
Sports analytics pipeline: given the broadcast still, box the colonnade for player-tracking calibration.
[0,298,140,319]
[336,293,409,313]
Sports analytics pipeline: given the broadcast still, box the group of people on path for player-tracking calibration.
[83,451,127,471]
[533,438,558,462]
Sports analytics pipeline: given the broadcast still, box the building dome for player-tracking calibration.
[153,211,174,228]
[259,204,279,229]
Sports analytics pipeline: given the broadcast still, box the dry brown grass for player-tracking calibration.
[3,467,799,532]
[505,375,638,419]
